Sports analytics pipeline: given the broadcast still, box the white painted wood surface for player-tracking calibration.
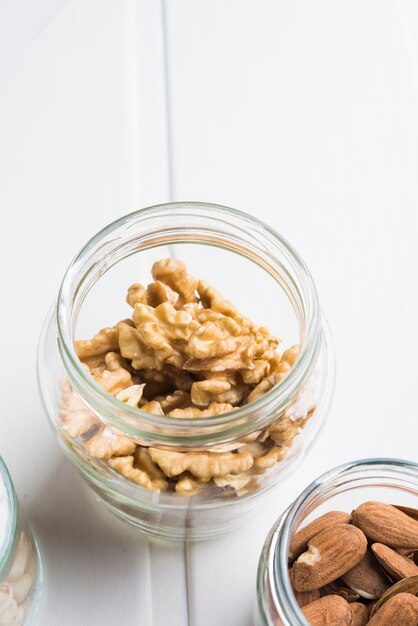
[1,1,418,624]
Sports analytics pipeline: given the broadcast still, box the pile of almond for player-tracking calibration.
[289,501,418,625]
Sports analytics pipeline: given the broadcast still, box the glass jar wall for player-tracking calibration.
[0,458,42,626]
[38,202,335,541]
[255,458,418,625]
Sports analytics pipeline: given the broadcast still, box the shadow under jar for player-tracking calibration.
[38,202,334,541]
[255,458,418,625]
[0,458,42,626]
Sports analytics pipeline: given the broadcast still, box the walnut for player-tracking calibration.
[131,303,199,369]
[134,448,167,486]
[245,375,275,404]
[135,302,198,342]
[275,345,299,381]
[268,414,300,446]
[196,280,240,318]
[75,326,119,359]
[149,448,253,480]
[213,473,253,493]
[187,316,244,360]
[195,308,224,324]
[146,281,179,307]
[60,382,100,437]
[183,336,252,372]
[162,365,194,391]
[141,401,165,416]
[245,345,299,404]
[167,402,234,418]
[109,454,167,493]
[240,442,268,458]
[153,390,191,412]
[152,258,197,305]
[253,445,288,472]
[84,426,136,459]
[175,474,204,495]
[118,322,164,370]
[126,283,148,307]
[105,351,130,372]
[191,374,249,407]
[240,359,270,384]
[92,352,132,395]
[80,353,108,374]
[116,384,145,407]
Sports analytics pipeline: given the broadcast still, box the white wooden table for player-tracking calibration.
[1,1,418,624]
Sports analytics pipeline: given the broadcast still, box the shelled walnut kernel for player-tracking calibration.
[60,259,317,497]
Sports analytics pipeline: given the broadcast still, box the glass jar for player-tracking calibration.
[0,458,42,626]
[38,202,335,541]
[255,458,418,625]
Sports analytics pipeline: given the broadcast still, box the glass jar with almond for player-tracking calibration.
[255,458,418,625]
[38,202,334,540]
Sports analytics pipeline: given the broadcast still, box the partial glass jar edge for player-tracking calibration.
[55,203,322,446]
[256,458,418,626]
[0,458,43,626]
[0,458,18,576]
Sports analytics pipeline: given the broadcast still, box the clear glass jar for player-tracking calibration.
[38,202,335,541]
[255,458,418,625]
[0,458,42,626]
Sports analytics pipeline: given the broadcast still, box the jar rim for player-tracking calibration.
[0,457,17,577]
[267,457,418,626]
[56,202,322,445]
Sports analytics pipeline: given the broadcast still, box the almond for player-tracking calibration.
[393,505,418,522]
[289,511,351,562]
[292,523,367,592]
[352,502,418,550]
[341,549,390,599]
[320,582,359,603]
[372,542,418,581]
[370,575,418,616]
[349,602,368,626]
[367,592,418,625]
[293,587,321,608]
[301,595,353,626]
[366,600,377,618]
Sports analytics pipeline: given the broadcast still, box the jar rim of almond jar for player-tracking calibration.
[53,202,324,448]
[255,458,418,626]
[0,458,17,578]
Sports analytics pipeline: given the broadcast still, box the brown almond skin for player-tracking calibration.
[393,505,418,522]
[293,587,321,608]
[320,582,359,602]
[341,549,390,599]
[292,523,367,592]
[289,511,351,561]
[372,542,418,581]
[367,592,418,625]
[353,502,418,550]
[349,602,368,626]
[370,575,418,616]
[302,595,353,626]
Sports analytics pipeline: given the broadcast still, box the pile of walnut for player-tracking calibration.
[289,501,418,625]
[60,258,312,497]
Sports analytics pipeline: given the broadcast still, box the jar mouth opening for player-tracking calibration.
[271,458,418,625]
[56,202,321,443]
[0,457,17,576]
